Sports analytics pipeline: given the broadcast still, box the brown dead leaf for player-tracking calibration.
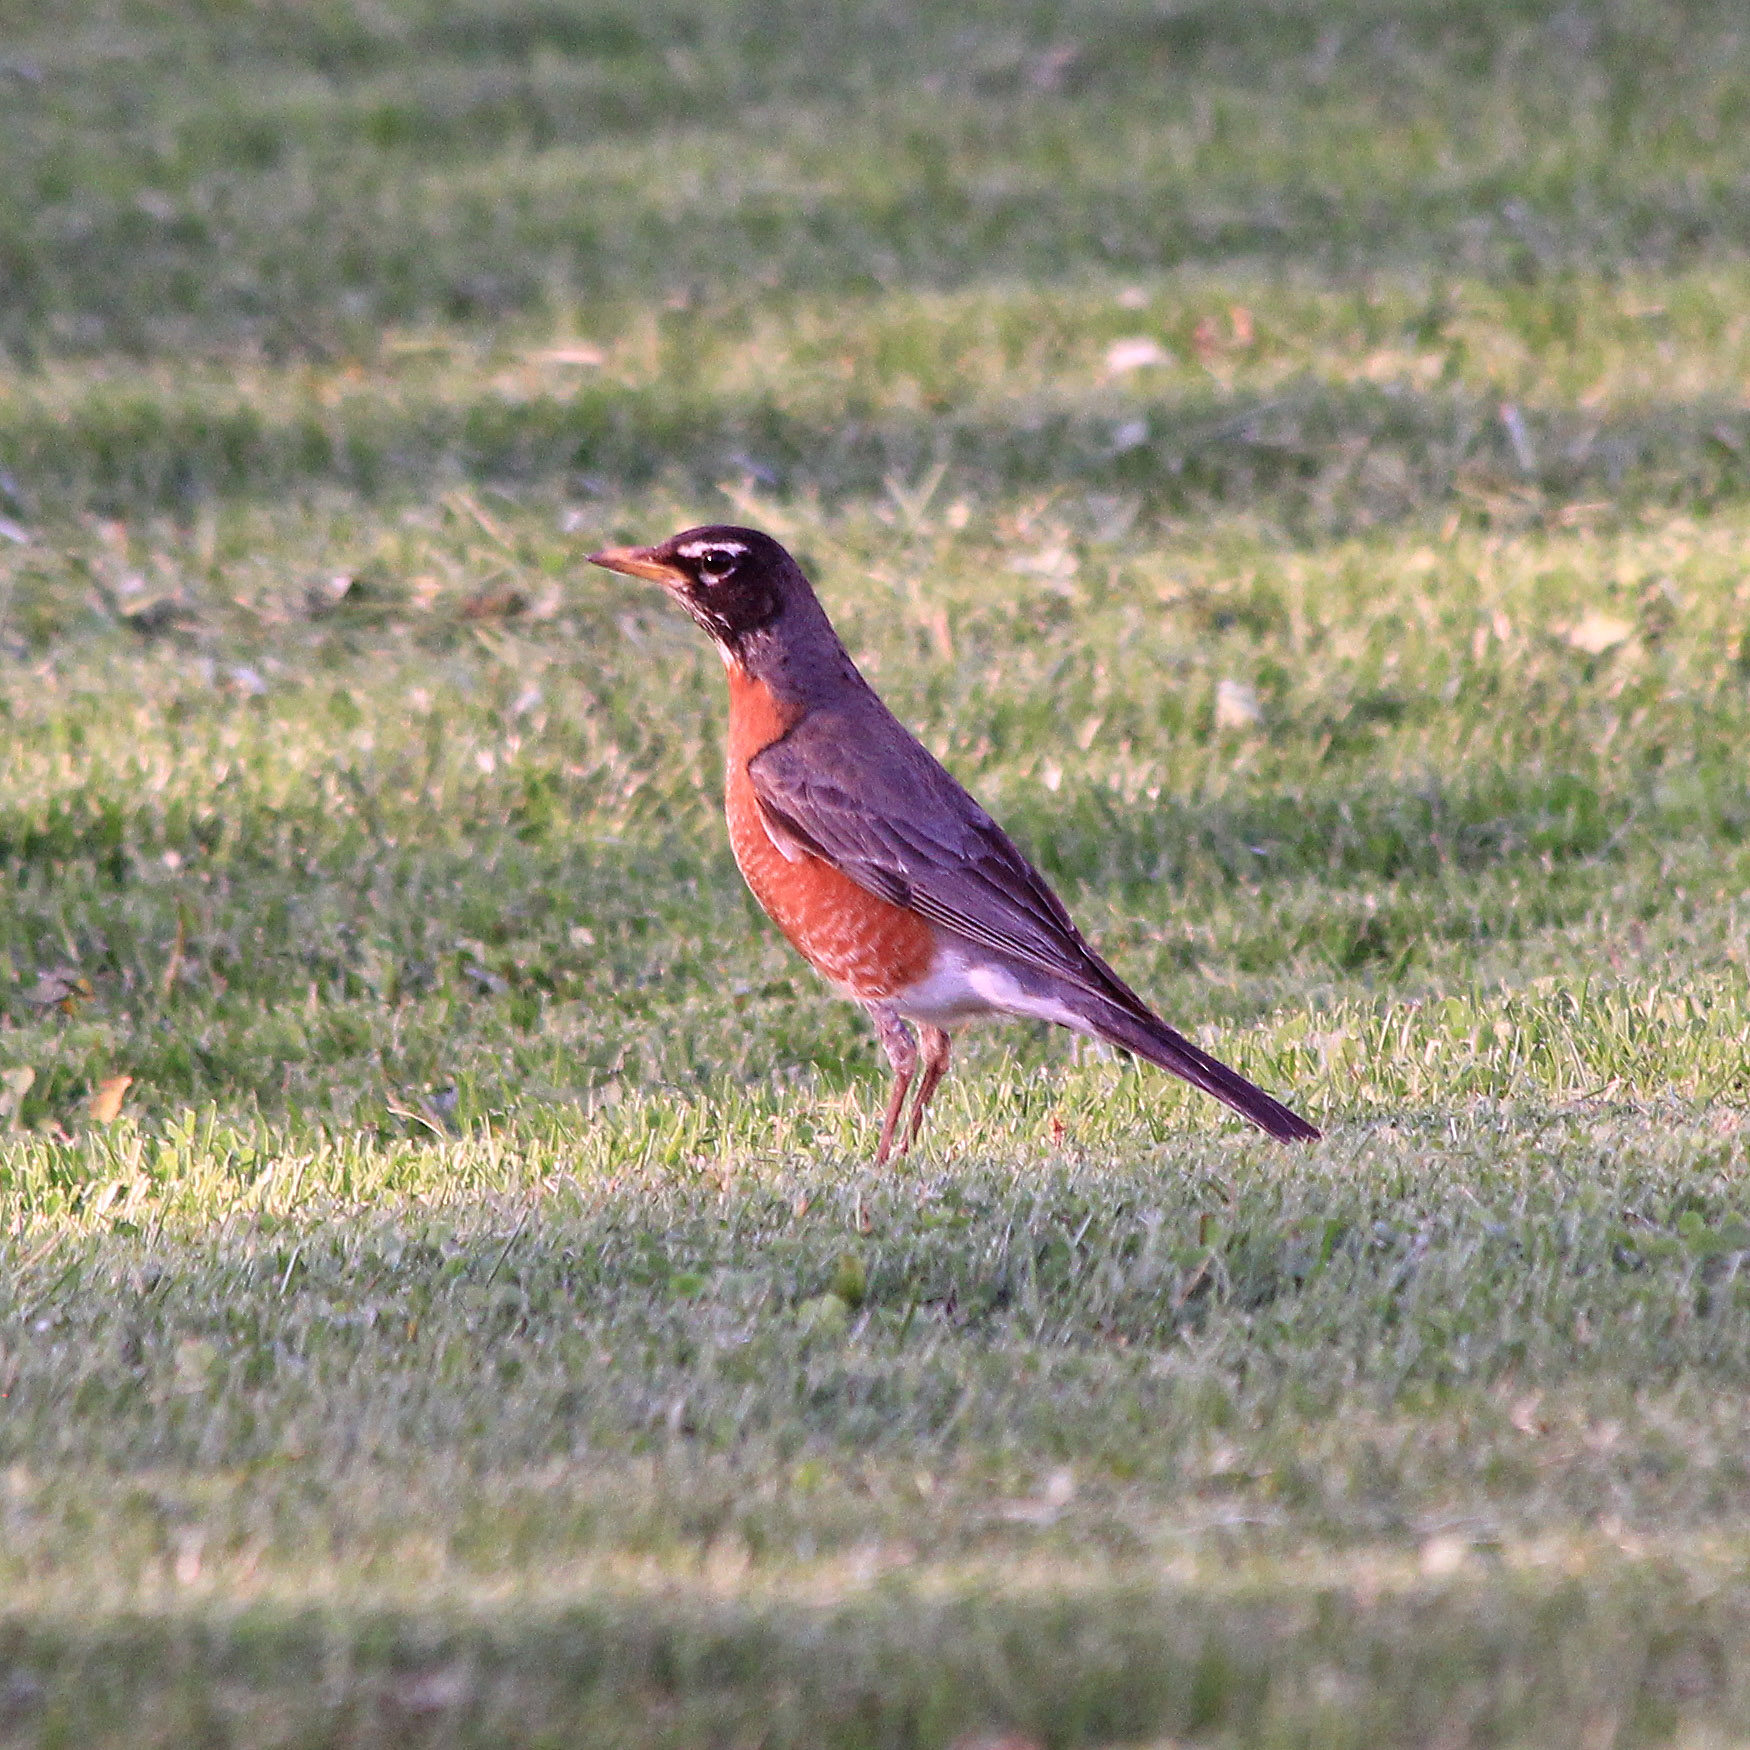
[306,574,357,617]
[117,595,197,636]
[1419,1533,1470,1577]
[1104,336,1171,375]
[460,585,527,621]
[1564,611,1635,656]
[1509,1392,1546,1436]
[1215,678,1264,730]
[89,1075,133,1125]
[533,343,605,367]
[29,969,93,1013]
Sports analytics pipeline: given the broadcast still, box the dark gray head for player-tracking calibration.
[589,525,807,647]
[589,525,860,698]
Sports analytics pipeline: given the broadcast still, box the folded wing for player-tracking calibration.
[747,701,1151,1020]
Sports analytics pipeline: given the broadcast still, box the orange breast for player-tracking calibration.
[723,664,937,1001]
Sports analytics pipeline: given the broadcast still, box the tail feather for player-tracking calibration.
[1086,1001,1320,1143]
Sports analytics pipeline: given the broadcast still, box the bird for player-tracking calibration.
[589,526,1319,1161]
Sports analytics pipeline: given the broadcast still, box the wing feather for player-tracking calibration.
[747,705,1147,1015]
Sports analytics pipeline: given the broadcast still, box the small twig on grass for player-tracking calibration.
[14,1231,63,1275]
[158,903,188,1005]
[386,1100,449,1141]
[19,1257,85,1329]
[483,1195,540,1289]
[447,490,515,553]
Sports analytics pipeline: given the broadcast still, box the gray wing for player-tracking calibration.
[746,703,1147,1015]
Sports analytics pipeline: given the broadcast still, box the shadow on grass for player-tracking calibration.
[15,166,1750,367]
[0,745,1731,1031]
[5,0,1750,362]
[0,1569,1739,1748]
[0,742,1692,930]
[4,371,1750,533]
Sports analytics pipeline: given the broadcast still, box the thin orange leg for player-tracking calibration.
[869,1005,918,1167]
[901,1025,953,1155]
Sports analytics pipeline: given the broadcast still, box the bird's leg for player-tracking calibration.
[900,1025,953,1155]
[867,1004,917,1168]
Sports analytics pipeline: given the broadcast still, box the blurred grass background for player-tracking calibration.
[4,1,1750,1744]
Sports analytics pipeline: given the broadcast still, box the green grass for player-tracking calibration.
[5,0,1750,1743]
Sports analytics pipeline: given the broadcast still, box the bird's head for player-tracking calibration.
[588,525,800,654]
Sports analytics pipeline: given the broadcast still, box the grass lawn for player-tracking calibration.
[5,0,1750,1742]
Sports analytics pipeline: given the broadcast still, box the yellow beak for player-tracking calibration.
[587,545,688,588]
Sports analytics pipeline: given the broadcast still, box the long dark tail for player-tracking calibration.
[1085,999,1320,1142]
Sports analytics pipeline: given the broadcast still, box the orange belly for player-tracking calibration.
[723,665,937,1002]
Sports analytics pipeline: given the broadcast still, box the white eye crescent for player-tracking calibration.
[674,536,748,579]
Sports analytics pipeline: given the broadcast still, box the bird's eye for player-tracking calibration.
[697,550,735,580]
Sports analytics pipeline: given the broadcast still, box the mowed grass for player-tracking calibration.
[4,0,1750,1743]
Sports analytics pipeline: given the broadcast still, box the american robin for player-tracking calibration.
[589,526,1319,1159]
